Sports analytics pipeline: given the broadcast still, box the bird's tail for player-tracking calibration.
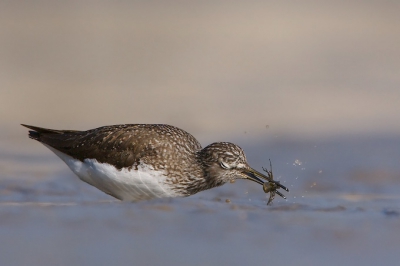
[21,124,76,141]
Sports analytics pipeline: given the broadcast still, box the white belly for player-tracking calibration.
[45,145,179,201]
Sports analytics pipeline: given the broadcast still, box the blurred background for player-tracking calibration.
[1,1,399,265]
[1,0,400,140]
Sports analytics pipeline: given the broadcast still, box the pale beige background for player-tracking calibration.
[1,1,399,144]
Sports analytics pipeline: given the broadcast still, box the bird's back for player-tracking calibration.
[22,124,202,170]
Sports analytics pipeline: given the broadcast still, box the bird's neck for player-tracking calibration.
[181,150,227,195]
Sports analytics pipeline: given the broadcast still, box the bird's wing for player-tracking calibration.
[22,124,201,170]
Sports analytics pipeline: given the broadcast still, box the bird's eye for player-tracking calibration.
[220,161,230,169]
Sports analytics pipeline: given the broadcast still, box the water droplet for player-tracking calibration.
[293,159,302,166]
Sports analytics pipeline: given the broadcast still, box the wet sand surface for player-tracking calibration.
[1,136,399,266]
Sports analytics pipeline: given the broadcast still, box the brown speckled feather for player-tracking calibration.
[22,124,202,170]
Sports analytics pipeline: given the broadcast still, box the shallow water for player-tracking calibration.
[1,135,399,266]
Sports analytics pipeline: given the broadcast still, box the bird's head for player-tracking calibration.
[199,142,288,203]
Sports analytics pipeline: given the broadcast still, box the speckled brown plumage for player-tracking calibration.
[24,124,200,169]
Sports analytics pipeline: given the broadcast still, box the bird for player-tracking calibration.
[22,124,288,204]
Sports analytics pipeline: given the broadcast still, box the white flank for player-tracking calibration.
[45,145,179,201]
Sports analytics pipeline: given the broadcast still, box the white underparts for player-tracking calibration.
[45,145,180,201]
